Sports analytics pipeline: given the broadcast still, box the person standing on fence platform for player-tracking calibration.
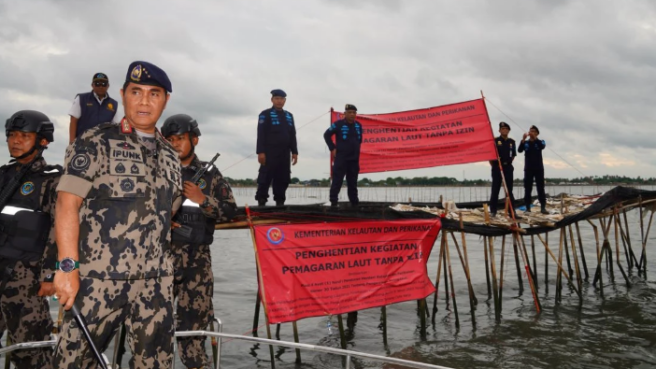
[0,110,60,369]
[53,60,183,369]
[68,72,122,143]
[255,89,298,206]
[518,124,548,214]
[325,104,363,208]
[489,121,517,217]
[162,114,237,369]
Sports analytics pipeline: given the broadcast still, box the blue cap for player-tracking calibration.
[270,89,286,98]
[345,104,357,112]
[92,73,108,81]
[125,61,172,93]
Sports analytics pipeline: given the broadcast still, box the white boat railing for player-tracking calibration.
[0,318,453,369]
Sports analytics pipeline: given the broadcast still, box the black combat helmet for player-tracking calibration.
[161,114,201,138]
[5,110,55,143]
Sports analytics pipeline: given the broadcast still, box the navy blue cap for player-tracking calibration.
[499,121,510,129]
[345,104,357,112]
[125,61,172,93]
[270,89,286,98]
[92,73,108,81]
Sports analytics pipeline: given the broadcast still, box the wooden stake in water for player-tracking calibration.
[292,321,301,364]
[488,236,501,322]
[246,205,276,369]
[444,234,460,328]
[567,225,583,307]
[499,235,507,311]
[613,207,631,287]
[587,219,604,297]
[574,222,589,281]
[432,235,446,322]
[449,232,476,326]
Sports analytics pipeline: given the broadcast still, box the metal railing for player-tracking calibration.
[0,321,453,369]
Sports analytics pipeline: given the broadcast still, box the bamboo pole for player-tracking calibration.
[568,225,583,307]
[484,236,492,300]
[246,206,276,368]
[449,232,477,324]
[512,236,524,294]
[555,229,565,303]
[517,233,541,312]
[499,235,507,311]
[488,236,501,321]
[381,306,388,346]
[622,209,638,269]
[432,234,446,320]
[442,233,450,310]
[544,232,549,293]
[292,321,301,364]
[574,222,589,281]
[535,233,581,298]
[587,219,604,298]
[531,233,538,290]
[444,234,460,328]
[458,214,478,305]
[639,210,654,272]
[613,207,631,287]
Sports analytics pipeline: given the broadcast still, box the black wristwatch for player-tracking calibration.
[201,197,211,208]
[56,257,80,273]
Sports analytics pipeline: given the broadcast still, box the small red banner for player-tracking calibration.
[254,219,441,324]
[331,98,497,173]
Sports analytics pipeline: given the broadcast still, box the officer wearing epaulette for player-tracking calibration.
[255,89,298,206]
[488,121,517,217]
[68,72,122,143]
[518,125,548,214]
[162,114,237,368]
[54,61,183,369]
[0,110,60,368]
[324,104,363,207]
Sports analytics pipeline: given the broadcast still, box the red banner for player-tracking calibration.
[254,219,441,324]
[331,98,497,173]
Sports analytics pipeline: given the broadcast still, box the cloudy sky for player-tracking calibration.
[1,0,655,181]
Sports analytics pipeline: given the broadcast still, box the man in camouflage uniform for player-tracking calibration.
[53,61,182,369]
[0,110,60,368]
[161,114,236,368]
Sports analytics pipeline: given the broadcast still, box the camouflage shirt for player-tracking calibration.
[181,155,237,222]
[57,122,182,280]
[0,158,61,282]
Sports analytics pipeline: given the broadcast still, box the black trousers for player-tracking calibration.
[330,158,359,205]
[489,165,515,214]
[255,151,291,203]
[524,168,546,208]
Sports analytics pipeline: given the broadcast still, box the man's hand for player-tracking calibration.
[331,149,337,159]
[54,270,80,310]
[292,154,298,166]
[183,181,205,204]
[258,153,266,166]
[171,221,182,229]
[38,282,56,297]
[522,132,528,140]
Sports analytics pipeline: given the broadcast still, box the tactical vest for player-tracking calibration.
[76,92,118,138]
[171,164,216,246]
[265,109,294,150]
[0,165,60,262]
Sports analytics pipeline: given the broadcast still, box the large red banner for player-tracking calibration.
[254,219,441,324]
[331,98,497,173]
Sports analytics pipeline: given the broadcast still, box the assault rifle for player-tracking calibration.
[191,153,220,184]
[173,153,221,240]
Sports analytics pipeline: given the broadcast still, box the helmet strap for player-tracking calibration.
[180,134,195,161]
[12,140,45,161]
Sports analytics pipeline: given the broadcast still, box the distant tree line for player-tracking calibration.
[224,175,656,187]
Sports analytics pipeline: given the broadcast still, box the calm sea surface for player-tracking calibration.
[11,185,654,368]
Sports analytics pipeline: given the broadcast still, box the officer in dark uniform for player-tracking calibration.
[324,104,362,207]
[518,125,548,214]
[488,121,516,217]
[0,110,61,369]
[162,114,237,369]
[255,89,298,206]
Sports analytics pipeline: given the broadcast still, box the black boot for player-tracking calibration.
[541,205,549,214]
[330,202,338,209]
[525,203,531,212]
[257,200,266,206]
[276,201,285,206]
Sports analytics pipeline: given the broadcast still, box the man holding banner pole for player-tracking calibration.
[488,121,516,217]
[325,104,362,208]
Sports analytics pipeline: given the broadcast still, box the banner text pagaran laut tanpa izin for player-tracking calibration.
[330,98,497,173]
[254,219,441,324]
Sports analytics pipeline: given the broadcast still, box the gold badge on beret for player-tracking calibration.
[130,64,142,81]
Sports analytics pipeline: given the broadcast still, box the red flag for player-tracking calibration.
[330,98,496,174]
[254,219,441,324]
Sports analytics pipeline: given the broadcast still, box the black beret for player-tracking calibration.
[271,89,287,98]
[499,121,510,129]
[345,104,357,112]
[125,61,172,93]
[92,73,108,81]
[530,125,540,134]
